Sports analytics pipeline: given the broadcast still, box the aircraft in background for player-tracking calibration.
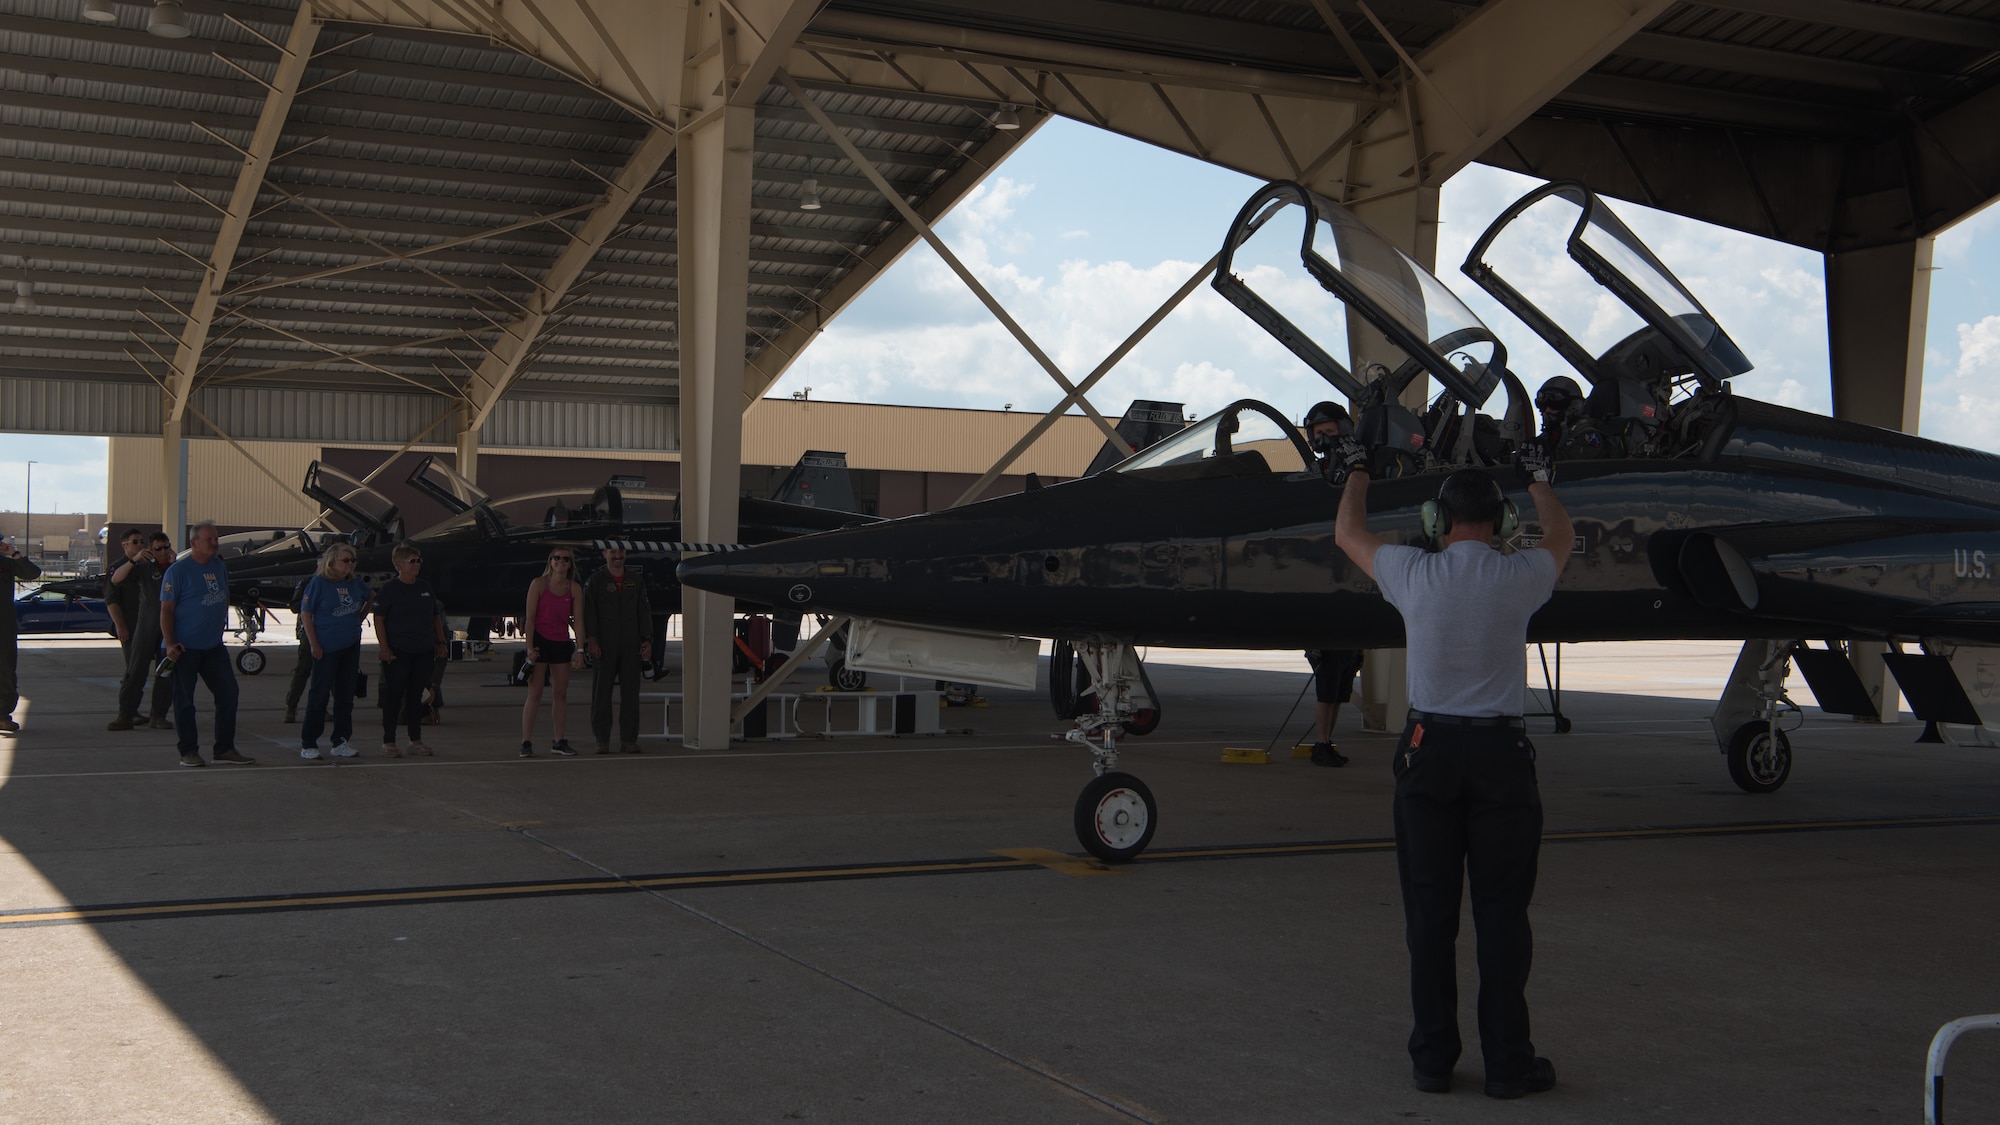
[208,450,874,674]
[680,178,2000,862]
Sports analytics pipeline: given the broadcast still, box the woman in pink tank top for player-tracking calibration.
[519,548,584,757]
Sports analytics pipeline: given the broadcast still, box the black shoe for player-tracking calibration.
[550,739,577,757]
[519,741,534,758]
[212,749,257,765]
[1485,1057,1555,1100]
[1310,741,1348,768]
[1413,1067,1451,1094]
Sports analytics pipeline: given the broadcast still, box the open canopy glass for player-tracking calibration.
[1213,181,1505,409]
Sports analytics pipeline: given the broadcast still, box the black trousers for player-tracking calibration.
[380,649,434,743]
[285,640,311,711]
[1391,719,1543,1083]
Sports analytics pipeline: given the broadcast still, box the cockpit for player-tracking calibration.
[1212,181,1533,478]
[1462,181,1753,461]
[1109,400,1316,481]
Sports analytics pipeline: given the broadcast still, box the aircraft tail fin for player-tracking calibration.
[770,450,857,511]
[1084,400,1189,476]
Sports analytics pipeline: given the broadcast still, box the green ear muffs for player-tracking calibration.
[1423,480,1520,541]
[1420,499,1447,539]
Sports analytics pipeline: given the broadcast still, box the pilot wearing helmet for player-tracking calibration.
[1536,376,1617,461]
[1303,400,1353,476]
[1300,401,1362,767]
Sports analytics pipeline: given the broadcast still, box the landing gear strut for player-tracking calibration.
[1712,639,1800,793]
[1064,640,1160,862]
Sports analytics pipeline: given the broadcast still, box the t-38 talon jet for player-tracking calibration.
[680,178,2000,863]
[218,451,875,673]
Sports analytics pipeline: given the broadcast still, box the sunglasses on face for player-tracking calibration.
[551,557,573,563]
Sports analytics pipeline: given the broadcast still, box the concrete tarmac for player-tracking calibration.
[3,635,1999,1123]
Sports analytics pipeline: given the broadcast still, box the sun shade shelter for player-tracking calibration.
[3,0,1997,745]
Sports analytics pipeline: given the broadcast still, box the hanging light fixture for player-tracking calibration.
[799,178,822,211]
[82,0,118,23]
[14,281,36,312]
[147,0,189,37]
[994,105,1021,131]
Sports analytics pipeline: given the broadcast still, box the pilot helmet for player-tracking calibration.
[1302,400,1351,432]
[1302,401,1351,457]
[1535,376,1584,418]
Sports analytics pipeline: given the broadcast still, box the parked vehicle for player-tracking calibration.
[13,588,115,636]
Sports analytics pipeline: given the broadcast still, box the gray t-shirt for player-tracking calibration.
[1373,540,1558,717]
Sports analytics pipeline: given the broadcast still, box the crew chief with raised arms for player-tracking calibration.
[1332,441,1572,1100]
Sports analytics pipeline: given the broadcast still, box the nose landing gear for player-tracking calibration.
[1063,640,1160,862]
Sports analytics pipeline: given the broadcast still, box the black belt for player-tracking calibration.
[1408,709,1525,729]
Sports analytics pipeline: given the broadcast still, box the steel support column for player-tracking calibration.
[676,101,757,750]
[455,410,480,488]
[1827,236,1934,723]
[1348,188,1439,732]
[161,418,188,550]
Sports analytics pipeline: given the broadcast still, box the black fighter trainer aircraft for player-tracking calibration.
[681,178,2000,862]
[215,450,873,673]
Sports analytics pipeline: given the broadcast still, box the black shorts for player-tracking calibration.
[533,634,575,664]
[1307,649,1362,703]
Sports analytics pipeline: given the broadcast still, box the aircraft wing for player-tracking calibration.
[1892,604,2000,646]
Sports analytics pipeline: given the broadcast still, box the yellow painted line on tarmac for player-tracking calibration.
[990,847,1121,877]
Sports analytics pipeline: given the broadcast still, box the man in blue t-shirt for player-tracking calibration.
[160,521,254,767]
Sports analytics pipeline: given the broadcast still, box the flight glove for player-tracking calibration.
[1517,443,1554,485]
[1329,435,1370,479]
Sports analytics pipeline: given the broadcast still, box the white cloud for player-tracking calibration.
[1920,315,2000,451]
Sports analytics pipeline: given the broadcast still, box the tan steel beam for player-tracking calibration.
[778,72,1129,454]
[742,114,1046,403]
[163,3,321,425]
[804,11,1375,103]
[459,128,675,434]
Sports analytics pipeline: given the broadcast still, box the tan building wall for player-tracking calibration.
[741,399,1104,476]
[109,438,322,528]
[109,401,1115,528]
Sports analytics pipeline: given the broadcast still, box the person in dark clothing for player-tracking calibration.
[109,534,174,730]
[372,542,447,758]
[1303,648,1362,767]
[1,536,44,734]
[581,546,652,753]
[105,528,146,666]
[1301,402,1362,768]
[1336,440,1572,1101]
[283,575,311,724]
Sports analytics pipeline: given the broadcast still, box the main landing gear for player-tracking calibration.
[1712,639,1800,793]
[1063,640,1161,863]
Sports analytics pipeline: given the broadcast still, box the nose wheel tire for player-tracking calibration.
[828,656,868,692]
[235,647,266,676]
[1074,772,1157,863]
[1726,723,1791,793]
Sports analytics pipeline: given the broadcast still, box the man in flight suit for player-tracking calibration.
[1333,440,1573,1100]
[582,546,652,754]
[1302,401,1363,766]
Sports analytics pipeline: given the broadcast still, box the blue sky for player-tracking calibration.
[8,115,1999,515]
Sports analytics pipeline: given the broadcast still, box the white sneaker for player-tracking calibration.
[300,745,322,760]
[330,740,359,759]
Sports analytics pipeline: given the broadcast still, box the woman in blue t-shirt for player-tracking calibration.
[299,544,373,760]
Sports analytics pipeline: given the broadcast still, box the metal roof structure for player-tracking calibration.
[3,0,1997,448]
[1,0,1038,447]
